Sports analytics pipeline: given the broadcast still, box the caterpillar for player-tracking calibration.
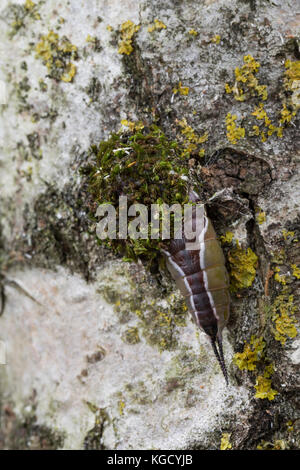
[162,191,230,384]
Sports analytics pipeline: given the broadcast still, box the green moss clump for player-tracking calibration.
[84,124,192,265]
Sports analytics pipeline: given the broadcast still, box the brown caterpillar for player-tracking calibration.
[162,191,230,384]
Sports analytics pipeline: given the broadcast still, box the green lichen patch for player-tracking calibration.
[84,124,192,265]
[35,30,78,82]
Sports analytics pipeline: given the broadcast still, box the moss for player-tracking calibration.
[83,124,192,266]
[228,241,258,290]
[35,31,78,82]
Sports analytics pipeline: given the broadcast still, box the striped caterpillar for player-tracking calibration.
[162,191,230,384]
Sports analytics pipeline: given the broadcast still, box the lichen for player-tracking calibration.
[225,55,267,102]
[225,113,245,145]
[173,82,189,96]
[254,365,278,401]
[228,241,258,290]
[148,19,167,33]
[118,20,140,55]
[284,60,300,110]
[233,335,265,371]
[271,294,298,345]
[84,403,108,450]
[177,118,208,157]
[8,0,40,38]
[121,327,140,345]
[220,433,232,450]
[211,34,221,44]
[220,231,234,244]
[35,30,78,82]
[188,29,198,37]
[291,264,300,279]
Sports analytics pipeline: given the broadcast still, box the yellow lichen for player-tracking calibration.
[120,119,144,131]
[177,118,208,158]
[211,34,221,44]
[188,29,198,37]
[254,370,278,401]
[173,81,189,96]
[118,399,126,416]
[282,229,298,242]
[118,20,140,55]
[225,113,245,144]
[274,267,287,285]
[256,209,266,224]
[226,55,267,102]
[35,30,77,82]
[220,231,234,244]
[291,264,300,279]
[220,433,232,450]
[228,241,258,290]
[148,19,167,32]
[233,335,265,371]
[271,294,298,345]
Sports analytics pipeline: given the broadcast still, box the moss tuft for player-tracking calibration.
[83,124,193,265]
